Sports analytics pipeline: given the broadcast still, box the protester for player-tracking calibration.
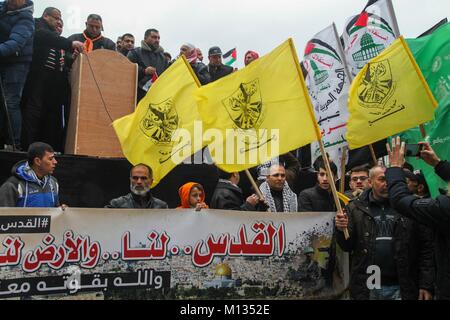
[68,14,115,55]
[119,33,135,57]
[21,7,84,152]
[116,36,122,51]
[178,182,208,212]
[259,164,298,212]
[298,156,339,212]
[0,0,35,148]
[0,142,63,208]
[196,48,204,62]
[244,50,259,66]
[207,46,233,82]
[179,43,211,85]
[106,164,168,209]
[210,168,265,211]
[345,165,371,199]
[404,169,430,198]
[335,165,435,300]
[127,28,168,101]
[386,137,450,299]
[163,51,172,65]
[257,152,300,190]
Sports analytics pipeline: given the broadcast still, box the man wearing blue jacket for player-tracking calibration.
[0,142,61,208]
[0,0,35,148]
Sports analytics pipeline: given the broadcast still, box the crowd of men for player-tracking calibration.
[0,1,259,151]
[0,138,449,300]
[1,1,450,301]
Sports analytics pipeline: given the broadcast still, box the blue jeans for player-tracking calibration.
[369,285,401,300]
[0,63,30,145]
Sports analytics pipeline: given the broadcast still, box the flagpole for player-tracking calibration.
[386,0,401,38]
[318,140,350,240]
[340,146,348,193]
[333,22,378,168]
[245,170,271,213]
[420,125,427,139]
[289,38,350,240]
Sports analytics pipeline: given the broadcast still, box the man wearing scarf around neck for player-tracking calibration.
[67,14,115,66]
[127,28,168,102]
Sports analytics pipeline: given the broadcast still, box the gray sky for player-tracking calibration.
[33,0,448,68]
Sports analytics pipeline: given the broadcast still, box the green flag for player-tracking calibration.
[397,23,449,197]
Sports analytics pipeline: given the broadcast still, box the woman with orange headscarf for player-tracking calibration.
[178,182,209,212]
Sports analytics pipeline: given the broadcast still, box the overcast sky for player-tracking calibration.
[32,0,448,68]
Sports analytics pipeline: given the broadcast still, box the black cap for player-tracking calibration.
[208,46,222,56]
[404,169,429,192]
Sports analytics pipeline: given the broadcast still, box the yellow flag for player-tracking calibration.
[113,56,205,186]
[194,39,321,172]
[347,36,438,149]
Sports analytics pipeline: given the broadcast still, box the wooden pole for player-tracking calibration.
[419,125,427,139]
[245,169,271,213]
[318,140,350,240]
[369,145,378,166]
[340,146,348,194]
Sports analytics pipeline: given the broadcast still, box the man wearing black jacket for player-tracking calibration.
[21,7,84,152]
[210,169,264,211]
[386,137,450,299]
[127,29,168,102]
[336,165,435,300]
[207,46,233,82]
[298,157,338,212]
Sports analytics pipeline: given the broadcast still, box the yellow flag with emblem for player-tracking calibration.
[194,39,321,172]
[346,36,438,149]
[113,56,205,186]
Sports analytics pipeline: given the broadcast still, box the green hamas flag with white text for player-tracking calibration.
[396,23,450,197]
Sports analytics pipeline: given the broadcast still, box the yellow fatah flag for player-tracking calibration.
[346,36,438,149]
[194,39,321,172]
[113,56,205,186]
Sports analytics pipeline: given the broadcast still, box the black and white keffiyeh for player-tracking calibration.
[259,181,298,213]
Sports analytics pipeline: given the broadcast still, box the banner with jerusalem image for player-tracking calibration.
[0,208,347,300]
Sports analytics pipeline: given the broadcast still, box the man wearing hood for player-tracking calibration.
[0,142,61,208]
[127,28,168,102]
[0,0,35,149]
[106,164,168,209]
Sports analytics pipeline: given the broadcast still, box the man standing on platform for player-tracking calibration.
[127,28,168,102]
[207,46,233,82]
[67,14,115,63]
[21,7,84,152]
[0,0,35,149]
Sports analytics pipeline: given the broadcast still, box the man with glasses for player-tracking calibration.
[298,156,339,212]
[106,164,168,209]
[345,165,370,199]
[127,28,168,102]
[21,7,84,152]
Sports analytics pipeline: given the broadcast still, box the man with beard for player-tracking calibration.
[127,28,168,101]
[106,164,168,209]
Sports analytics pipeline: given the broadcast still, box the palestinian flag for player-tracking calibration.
[223,48,237,66]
